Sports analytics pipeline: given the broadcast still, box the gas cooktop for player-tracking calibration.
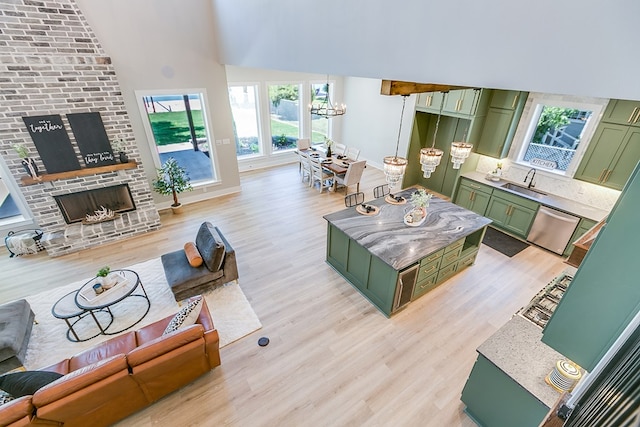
[519,269,576,328]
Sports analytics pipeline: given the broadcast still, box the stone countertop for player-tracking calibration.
[462,171,609,222]
[477,315,566,408]
[323,188,492,271]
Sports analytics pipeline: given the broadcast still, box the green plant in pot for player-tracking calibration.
[96,266,116,289]
[409,188,433,221]
[152,157,192,213]
[12,143,39,178]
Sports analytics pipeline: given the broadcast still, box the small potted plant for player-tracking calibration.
[12,143,39,178]
[324,137,334,158]
[111,138,129,163]
[97,265,119,289]
[408,188,433,222]
[152,157,193,214]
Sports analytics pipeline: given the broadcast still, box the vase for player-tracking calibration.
[118,152,129,163]
[326,146,332,158]
[22,158,38,178]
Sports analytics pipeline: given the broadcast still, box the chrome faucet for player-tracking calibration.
[524,168,537,189]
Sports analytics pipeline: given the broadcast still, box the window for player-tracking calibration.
[228,85,262,158]
[267,83,301,152]
[137,90,217,184]
[310,82,332,144]
[0,157,32,232]
[516,95,605,176]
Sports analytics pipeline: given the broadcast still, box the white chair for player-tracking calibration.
[296,138,311,150]
[333,142,347,156]
[334,160,367,194]
[299,151,312,184]
[345,146,360,161]
[310,157,333,193]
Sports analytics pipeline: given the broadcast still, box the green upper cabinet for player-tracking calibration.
[542,163,640,371]
[474,90,527,159]
[488,90,525,110]
[443,89,480,116]
[601,99,640,127]
[416,91,445,114]
[416,89,487,119]
[575,122,640,190]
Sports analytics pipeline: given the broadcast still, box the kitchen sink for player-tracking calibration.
[500,182,548,199]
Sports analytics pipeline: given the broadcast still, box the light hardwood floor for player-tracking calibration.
[0,164,567,426]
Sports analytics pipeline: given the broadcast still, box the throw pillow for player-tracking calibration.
[162,296,204,335]
[183,242,203,267]
[0,390,15,406]
[0,371,63,398]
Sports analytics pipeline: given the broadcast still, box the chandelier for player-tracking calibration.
[419,94,445,178]
[449,89,479,169]
[383,95,409,189]
[309,76,346,118]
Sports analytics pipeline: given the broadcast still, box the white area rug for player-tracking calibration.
[23,258,261,369]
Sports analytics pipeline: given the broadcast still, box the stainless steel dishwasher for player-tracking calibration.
[527,206,580,254]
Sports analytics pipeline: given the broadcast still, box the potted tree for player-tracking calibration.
[152,157,192,214]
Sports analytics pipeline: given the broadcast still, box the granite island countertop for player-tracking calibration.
[462,171,609,222]
[323,188,492,270]
[478,315,566,408]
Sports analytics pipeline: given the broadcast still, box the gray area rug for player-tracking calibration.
[482,227,529,257]
[23,257,261,369]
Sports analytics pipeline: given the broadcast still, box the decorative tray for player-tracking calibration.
[356,204,380,216]
[403,212,426,227]
[79,273,130,303]
[385,194,406,205]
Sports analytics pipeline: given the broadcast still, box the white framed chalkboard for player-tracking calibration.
[67,112,116,168]
[22,115,81,174]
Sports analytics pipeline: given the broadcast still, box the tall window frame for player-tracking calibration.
[135,88,218,186]
[228,83,263,159]
[514,94,605,177]
[266,82,303,154]
[309,80,336,145]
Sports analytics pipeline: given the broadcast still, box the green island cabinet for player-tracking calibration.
[324,190,491,317]
[474,90,528,159]
[542,163,640,371]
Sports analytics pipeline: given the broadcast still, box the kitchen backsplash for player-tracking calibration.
[476,156,620,212]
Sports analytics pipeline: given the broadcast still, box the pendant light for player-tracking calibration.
[383,95,409,189]
[450,89,479,169]
[419,93,445,178]
[309,75,346,118]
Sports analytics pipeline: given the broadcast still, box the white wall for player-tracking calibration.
[76,0,241,206]
[212,0,640,101]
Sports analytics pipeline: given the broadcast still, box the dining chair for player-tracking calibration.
[333,160,367,194]
[299,151,312,184]
[310,157,333,193]
[373,184,390,199]
[345,146,360,161]
[333,142,347,156]
[344,192,365,208]
[296,138,311,150]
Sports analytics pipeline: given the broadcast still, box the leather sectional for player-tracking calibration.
[1,298,220,427]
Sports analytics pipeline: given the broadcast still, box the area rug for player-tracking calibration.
[482,227,530,257]
[22,258,261,369]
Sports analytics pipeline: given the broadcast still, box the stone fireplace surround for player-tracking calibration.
[0,0,161,256]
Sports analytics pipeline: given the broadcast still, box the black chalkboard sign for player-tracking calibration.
[67,112,116,168]
[22,115,81,174]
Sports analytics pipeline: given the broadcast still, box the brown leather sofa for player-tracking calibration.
[0,298,220,427]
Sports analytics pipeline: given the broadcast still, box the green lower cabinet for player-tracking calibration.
[461,354,549,427]
[454,183,493,216]
[485,191,538,239]
[563,217,598,257]
[412,272,438,300]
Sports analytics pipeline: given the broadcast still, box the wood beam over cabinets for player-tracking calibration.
[380,80,470,96]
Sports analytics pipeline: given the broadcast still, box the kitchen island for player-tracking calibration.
[324,187,492,316]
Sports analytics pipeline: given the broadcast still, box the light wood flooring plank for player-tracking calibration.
[0,164,566,426]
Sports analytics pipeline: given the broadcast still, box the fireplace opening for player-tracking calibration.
[54,184,136,224]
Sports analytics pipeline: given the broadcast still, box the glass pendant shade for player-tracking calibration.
[419,147,444,178]
[450,142,473,169]
[383,156,408,188]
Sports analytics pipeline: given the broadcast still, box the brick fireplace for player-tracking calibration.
[0,0,161,256]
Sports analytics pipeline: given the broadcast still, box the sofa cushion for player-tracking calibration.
[69,331,137,372]
[195,222,226,272]
[0,370,62,397]
[163,297,203,335]
[184,242,203,267]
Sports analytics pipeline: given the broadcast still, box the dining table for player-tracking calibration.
[300,147,353,190]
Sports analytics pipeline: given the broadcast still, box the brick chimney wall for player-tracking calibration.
[0,0,161,256]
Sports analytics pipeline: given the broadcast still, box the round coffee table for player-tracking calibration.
[52,289,113,342]
[74,269,150,336]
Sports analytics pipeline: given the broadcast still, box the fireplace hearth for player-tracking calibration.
[54,184,136,224]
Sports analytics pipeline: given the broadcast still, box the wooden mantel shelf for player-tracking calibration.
[20,161,138,185]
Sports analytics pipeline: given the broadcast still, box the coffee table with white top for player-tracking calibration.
[74,269,150,336]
